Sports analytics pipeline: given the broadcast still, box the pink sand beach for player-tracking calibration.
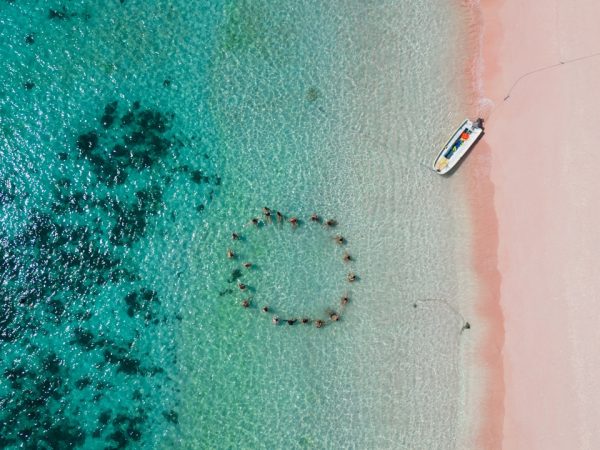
[466,0,600,448]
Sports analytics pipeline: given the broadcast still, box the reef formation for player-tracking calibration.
[0,99,220,448]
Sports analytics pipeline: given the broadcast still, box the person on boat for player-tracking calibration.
[310,213,320,222]
[334,235,345,245]
[261,306,269,313]
[243,262,252,269]
[347,272,356,282]
[232,232,239,240]
[227,249,235,259]
[238,283,247,291]
[325,219,337,227]
[272,316,280,325]
[314,319,324,328]
[342,252,352,262]
[241,299,250,308]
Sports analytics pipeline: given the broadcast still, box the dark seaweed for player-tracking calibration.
[101,101,118,128]
[48,7,68,20]
[77,131,98,155]
[163,410,179,424]
[0,100,217,447]
[190,169,207,184]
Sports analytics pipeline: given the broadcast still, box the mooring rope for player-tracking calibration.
[503,51,600,101]
[414,298,470,333]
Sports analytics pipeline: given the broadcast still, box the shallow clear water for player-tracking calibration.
[1,1,473,448]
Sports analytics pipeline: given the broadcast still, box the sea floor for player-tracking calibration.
[1,1,476,448]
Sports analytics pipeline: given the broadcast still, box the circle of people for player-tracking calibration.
[226,207,357,328]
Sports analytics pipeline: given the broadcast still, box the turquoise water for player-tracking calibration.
[1,1,473,449]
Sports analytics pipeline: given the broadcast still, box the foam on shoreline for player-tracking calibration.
[457,1,505,448]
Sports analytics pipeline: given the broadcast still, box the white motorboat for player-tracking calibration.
[433,118,483,174]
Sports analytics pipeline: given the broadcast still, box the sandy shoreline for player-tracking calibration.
[468,0,600,448]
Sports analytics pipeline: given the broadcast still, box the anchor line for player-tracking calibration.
[414,298,470,333]
[503,51,600,101]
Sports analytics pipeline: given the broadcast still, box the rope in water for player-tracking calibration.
[414,298,470,333]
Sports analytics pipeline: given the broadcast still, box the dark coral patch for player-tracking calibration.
[0,350,89,448]
[99,410,111,425]
[124,292,139,317]
[71,328,97,351]
[141,288,158,301]
[137,109,168,133]
[111,144,129,157]
[43,423,86,448]
[120,110,135,127]
[77,131,99,155]
[103,348,142,375]
[117,357,142,375]
[306,86,319,102]
[109,209,148,246]
[101,113,115,128]
[42,353,62,374]
[190,170,205,184]
[0,99,215,446]
[163,410,178,424]
[76,377,92,389]
[101,101,118,128]
[109,413,145,445]
[124,288,160,319]
[48,7,68,20]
